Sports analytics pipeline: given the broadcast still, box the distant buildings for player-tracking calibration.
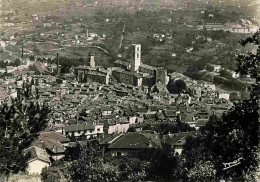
[31,61,49,75]
[113,44,170,87]
[112,68,142,86]
[204,19,259,34]
[206,63,222,73]
[0,40,236,171]
[74,53,110,85]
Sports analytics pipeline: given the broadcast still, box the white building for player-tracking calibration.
[6,66,15,73]
[64,122,104,139]
[94,123,104,136]
[9,89,17,99]
[0,68,5,73]
[101,106,113,116]
[24,146,50,174]
[218,93,230,101]
[0,41,6,47]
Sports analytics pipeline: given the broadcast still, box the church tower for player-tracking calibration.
[89,52,95,68]
[131,44,141,72]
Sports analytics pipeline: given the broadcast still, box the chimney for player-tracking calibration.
[21,45,24,59]
[57,52,59,76]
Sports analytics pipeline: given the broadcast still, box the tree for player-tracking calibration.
[116,157,149,182]
[167,79,186,94]
[182,31,260,181]
[0,99,50,177]
[188,161,217,182]
[13,59,21,67]
[148,143,180,181]
[41,159,69,182]
[154,122,195,137]
[29,55,35,61]
[237,31,260,100]
[200,101,259,180]
[230,92,240,101]
[68,145,119,182]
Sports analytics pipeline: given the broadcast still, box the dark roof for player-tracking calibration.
[31,132,70,154]
[39,132,70,143]
[114,60,130,67]
[164,110,177,117]
[99,133,122,145]
[113,68,142,78]
[108,132,161,149]
[140,63,155,71]
[149,105,165,111]
[195,119,208,127]
[64,123,95,132]
[101,106,113,112]
[24,146,50,163]
[71,98,80,103]
[33,61,48,74]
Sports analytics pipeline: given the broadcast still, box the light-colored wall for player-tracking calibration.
[174,148,183,155]
[52,154,65,161]
[27,160,49,174]
[6,68,15,73]
[102,110,112,116]
[116,123,129,133]
[67,129,94,137]
[137,78,142,87]
[136,117,144,124]
[131,44,141,72]
[219,93,230,100]
[208,84,216,91]
[129,116,137,124]
[108,125,116,134]
[95,125,104,134]
[10,91,17,99]
[110,149,128,157]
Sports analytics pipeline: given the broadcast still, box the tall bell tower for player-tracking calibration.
[89,52,95,68]
[131,44,141,72]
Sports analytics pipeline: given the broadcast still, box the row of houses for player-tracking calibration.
[204,20,259,33]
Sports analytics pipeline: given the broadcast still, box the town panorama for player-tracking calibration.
[0,0,260,181]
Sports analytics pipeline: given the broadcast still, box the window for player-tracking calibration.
[78,131,81,134]
[97,128,100,132]
[137,47,139,51]
[136,53,139,58]
[117,152,122,157]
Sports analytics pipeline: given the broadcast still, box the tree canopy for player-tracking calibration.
[181,31,260,181]
[0,99,50,177]
[167,79,187,94]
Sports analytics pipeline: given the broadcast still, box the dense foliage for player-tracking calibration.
[181,31,260,181]
[167,79,187,94]
[42,140,184,182]
[0,99,50,177]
